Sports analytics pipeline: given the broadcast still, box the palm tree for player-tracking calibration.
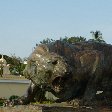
[90,31,106,43]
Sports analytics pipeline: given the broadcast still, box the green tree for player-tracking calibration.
[40,38,55,44]
[10,54,26,75]
[60,36,86,43]
[90,31,106,43]
[0,54,26,76]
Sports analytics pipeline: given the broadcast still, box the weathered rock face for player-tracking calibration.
[23,41,112,106]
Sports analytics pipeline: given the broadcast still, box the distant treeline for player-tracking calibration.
[0,54,26,75]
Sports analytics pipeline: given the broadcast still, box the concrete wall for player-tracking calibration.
[0,82,30,98]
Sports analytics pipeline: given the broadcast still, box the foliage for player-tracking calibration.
[9,95,19,101]
[38,31,105,45]
[60,36,86,43]
[90,31,106,43]
[0,97,6,106]
[9,55,26,75]
[0,54,26,75]
[40,38,55,44]
[38,36,86,46]
[32,100,54,105]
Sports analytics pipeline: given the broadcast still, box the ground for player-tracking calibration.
[0,102,112,112]
[0,105,112,112]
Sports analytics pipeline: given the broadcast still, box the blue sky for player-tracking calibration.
[0,0,112,58]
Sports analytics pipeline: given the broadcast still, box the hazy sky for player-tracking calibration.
[0,0,112,58]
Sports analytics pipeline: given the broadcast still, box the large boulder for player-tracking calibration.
[23,40,112,106]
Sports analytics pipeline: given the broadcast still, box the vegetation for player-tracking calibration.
[10,55,26,75]
[0,97,6,106]
[9,95,19,102]
[32,100,54,105]
[39,38,55,44]
[89,31,106,43]
[39,36,86,45]
[38,30,105,45]
[0,54,26,76]
[60,36,86,43]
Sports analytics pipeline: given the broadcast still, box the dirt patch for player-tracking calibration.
[0,104,112,112]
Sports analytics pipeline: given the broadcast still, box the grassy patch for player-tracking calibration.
[0,97,6,106]
[32,100,54,105]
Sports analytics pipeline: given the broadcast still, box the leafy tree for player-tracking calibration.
[40,38,55,44]
[60,36,86,43]
[38,31,106,47]
[34,38,56,49]
[90,31,106,43]
[9,95,19,101]
[0,54,26,76]
[9,54,26,75]
[60,36,68,42]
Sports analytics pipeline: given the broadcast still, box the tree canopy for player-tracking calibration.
[38,31,105,45]
[0,54,26,75]
[60,36,86,43]
[89,31,106,43]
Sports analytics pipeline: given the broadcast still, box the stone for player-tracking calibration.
[0,55,11,76]
[3,64,11,75]
[22,40,112,106]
